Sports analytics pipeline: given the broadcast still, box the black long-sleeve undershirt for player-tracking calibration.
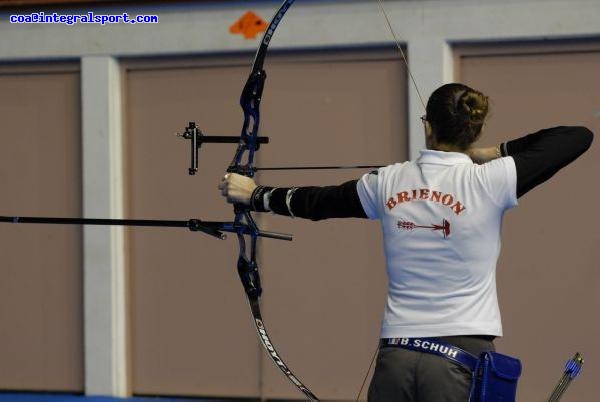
[269,180,368,220]
[503,126,593,197]
[267,126,593,220]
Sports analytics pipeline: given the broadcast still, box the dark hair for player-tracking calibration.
[425,83,489,150]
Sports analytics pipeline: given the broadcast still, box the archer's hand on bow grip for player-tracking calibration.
[219,173,257,205]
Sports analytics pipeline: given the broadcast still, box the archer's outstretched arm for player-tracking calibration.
[219,174,368,220]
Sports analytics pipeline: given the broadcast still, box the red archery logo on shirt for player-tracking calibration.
[397,218,451,238]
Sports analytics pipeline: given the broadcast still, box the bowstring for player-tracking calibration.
[355,340,380,402]
[376,0,427,112]
[354,3,427,401]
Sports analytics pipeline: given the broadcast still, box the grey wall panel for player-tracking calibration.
[0,64,83,392]
[257,55,406,400]
[457,44,600,402]
[124,50,406,400]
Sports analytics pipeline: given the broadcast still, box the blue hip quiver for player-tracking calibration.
[470,351,522,402]
[380,337,522,402]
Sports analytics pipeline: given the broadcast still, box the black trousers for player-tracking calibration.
[367,336,495,402]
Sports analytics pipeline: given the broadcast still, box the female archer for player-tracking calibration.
[218,83,593,401]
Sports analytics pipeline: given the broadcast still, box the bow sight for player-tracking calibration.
[177,121,269,176]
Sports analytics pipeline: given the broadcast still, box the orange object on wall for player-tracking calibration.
[229,11,267,39]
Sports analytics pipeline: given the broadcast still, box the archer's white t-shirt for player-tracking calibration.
[356,149,517,338]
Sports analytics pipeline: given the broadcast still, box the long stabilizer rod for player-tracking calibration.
[0,215,292,242]
[0,215,226,239]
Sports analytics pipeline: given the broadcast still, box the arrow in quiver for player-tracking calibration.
[548,352,584,402]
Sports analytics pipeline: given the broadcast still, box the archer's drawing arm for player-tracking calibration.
[502,126,593,197]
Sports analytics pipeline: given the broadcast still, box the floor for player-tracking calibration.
[0,394,246,402]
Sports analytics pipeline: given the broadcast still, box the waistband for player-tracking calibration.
[381,337,478,372]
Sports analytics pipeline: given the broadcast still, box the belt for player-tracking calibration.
[381,337,478,372]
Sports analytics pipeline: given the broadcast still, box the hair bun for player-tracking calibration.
[425,83,490,150]
[457,91,489,124]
